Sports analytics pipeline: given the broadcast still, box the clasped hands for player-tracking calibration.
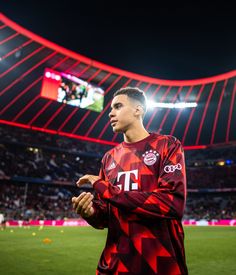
[72,174,100,218]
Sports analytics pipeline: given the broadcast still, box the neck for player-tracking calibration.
[123,124,149,143]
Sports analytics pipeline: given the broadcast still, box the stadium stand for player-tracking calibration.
[0,124,236,222]
[0,13,235,225]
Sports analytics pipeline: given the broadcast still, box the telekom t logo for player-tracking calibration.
[117,170,138,191]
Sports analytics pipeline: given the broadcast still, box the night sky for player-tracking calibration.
[1,1,236,80]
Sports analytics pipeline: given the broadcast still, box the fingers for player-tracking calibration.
[72,192,94,216]
[76,175,90,187]
[76,193,94,214]
[72,196,78,210]
[71,196,77,203]
[84,201,93,215]
[76,174,100,187]
[72,192,86,210]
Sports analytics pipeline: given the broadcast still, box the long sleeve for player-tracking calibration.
[93,137,186,220]
[83,169,109,229]
[84,197,109,229]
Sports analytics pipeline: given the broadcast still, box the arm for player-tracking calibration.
[85,195,109,229]
[73,169,109,229]
[80,137,186,220]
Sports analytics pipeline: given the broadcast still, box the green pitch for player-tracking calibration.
[0,226,236,274]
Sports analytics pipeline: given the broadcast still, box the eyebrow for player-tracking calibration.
[111,102,123,109]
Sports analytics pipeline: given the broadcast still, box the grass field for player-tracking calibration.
[0,226,236,274]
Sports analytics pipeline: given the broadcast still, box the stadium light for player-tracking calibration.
[147,100,197,109]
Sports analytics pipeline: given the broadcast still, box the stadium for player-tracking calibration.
[0,11,236,275]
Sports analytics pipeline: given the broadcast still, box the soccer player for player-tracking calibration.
[72,87,188,274]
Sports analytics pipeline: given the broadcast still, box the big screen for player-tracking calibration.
[40,68,104,112]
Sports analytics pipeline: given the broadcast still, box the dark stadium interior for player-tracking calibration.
[1,13,236,147]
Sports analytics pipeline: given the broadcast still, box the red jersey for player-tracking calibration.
[86,133,188,275]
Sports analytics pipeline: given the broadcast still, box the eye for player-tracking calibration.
[115,103,122,109]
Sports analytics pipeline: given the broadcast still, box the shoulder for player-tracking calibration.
[164,135,181,145]
[150,133,181,146]
[151,134,183,156]
[161,135,184,157]
[101,143,122,162]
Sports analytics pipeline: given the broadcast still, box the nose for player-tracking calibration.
[109,109,115,118]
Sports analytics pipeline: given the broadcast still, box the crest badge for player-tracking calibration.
[142,150,159,166]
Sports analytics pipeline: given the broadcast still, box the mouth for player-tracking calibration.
[110,120,118,127]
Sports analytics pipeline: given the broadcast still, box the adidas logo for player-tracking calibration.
[107,161,116,170]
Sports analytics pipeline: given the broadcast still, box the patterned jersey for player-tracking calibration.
[86,133,188,275]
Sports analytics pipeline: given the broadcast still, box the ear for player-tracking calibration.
[135,105,144,117]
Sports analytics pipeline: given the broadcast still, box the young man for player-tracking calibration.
[72,87,188,275]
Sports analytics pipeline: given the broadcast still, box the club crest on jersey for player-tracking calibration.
[142,150,159,166]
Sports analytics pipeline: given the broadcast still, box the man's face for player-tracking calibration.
[109,94,138,133]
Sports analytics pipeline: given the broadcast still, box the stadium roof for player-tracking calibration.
[0,13,236,149]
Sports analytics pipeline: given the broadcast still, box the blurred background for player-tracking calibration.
[0,3,236,274]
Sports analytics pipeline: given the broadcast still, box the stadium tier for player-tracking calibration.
[0,13,236,148]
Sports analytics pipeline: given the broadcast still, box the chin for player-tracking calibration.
[112,126,123,133]
[112,127,119,133]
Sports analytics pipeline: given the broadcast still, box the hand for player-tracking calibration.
[76,174,100,187]
[72,192,95,218]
